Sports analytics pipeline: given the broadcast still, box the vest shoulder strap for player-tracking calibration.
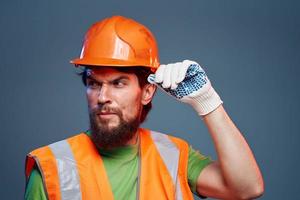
[139,128,193,200]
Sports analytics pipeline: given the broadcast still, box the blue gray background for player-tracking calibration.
[1,0,299,199]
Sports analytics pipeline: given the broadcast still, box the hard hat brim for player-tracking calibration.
[70,57,159,69]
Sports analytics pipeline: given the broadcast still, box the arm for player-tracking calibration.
[25,168,48,200]
[149,60,264,199]
[197,105,264,199]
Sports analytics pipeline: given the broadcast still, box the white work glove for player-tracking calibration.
[148,60,223,116]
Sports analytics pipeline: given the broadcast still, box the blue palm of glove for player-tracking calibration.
[148,63,208,99]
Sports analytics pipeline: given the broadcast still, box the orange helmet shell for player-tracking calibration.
[71,16,160,71]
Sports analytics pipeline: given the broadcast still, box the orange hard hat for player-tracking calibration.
[70,16,160,71]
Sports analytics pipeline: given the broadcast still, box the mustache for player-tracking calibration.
[90,105,122,116]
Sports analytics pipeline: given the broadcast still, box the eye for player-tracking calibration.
[86,79,101,89]
[113,80,126,87]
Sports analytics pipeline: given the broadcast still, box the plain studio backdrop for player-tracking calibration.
[0,0,299,199]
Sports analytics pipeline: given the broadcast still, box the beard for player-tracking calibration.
[89,104,141,150]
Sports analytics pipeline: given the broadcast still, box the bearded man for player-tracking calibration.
[25,16,264,200]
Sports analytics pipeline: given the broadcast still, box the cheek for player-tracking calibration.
[120,93,142,119]
[86,91,98,108]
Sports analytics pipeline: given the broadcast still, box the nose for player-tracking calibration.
[97,85,112,104]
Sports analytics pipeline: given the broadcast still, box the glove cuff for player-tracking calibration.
[187,83,223,116]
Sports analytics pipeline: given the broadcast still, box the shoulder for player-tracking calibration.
[142,128,190,151]
[26,133,87,169]
[28,132,87,155]
[25,132,88,179]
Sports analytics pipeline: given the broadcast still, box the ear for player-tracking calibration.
[141,84,157,105]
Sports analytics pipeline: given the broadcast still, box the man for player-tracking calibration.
[25,16,264,199]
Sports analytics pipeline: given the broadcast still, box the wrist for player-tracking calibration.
[186,84,223,116]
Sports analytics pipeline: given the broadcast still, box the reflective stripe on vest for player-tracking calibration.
[49,140,82,200]
[150,131,183,200]
[26,128,193,200]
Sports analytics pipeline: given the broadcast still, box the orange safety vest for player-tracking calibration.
[25,128,194,200]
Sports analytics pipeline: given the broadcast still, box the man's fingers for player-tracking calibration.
[161,64,172,88]
[176,62,190,84]
[154,64,166,83]
[155,60,202,89]
[171,63,180,89]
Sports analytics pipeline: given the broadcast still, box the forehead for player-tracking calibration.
[86,67,138,80]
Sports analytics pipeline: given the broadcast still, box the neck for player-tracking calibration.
[125,129,140,146]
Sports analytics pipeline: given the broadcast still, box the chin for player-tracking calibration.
[100,121,120,131]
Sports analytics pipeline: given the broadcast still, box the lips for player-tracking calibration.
[99,112,116,115]
[97,112,118,120]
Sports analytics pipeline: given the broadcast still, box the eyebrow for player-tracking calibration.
[87,75,130,84]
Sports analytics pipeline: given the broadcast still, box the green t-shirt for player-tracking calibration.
[25,132,212,199]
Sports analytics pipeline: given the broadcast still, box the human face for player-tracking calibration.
[86,67,146,148]
[86,67,144,127]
